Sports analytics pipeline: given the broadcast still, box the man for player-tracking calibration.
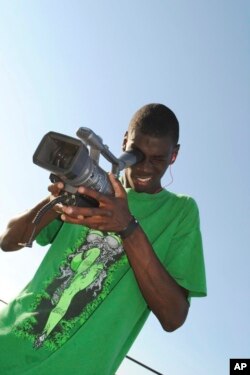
[0,103,206,375]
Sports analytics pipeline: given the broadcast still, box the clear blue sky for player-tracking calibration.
[0,1,249,374]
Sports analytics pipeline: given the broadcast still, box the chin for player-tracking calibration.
[133,185,155,194]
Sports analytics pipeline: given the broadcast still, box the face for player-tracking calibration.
[123,128,179,194]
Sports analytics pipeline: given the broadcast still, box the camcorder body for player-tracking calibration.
[33,127,144,207]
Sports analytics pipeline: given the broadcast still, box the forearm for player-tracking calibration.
[122,225,189,332]
[0,198,59,252]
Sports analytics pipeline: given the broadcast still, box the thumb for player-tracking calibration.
[108,173,126,198]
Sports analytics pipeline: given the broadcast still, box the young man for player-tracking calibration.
[0,103,206,375]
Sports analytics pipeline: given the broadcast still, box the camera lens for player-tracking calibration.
[50,141,78,169]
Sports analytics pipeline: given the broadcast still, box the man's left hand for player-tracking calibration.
[61,173,133,232]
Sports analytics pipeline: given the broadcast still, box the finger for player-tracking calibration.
[53,203,64,214]
[77,186,110,204]
[61,214,83,225]
[62,205,112,218]
[61,213,108,229]
[108,173,126,198]
[48,182,64,195]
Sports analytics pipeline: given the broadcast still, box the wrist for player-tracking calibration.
[118,216,139,239]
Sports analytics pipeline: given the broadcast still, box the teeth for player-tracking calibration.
[137,177,151,182]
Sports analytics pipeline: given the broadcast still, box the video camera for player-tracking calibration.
[20,127,144,248]
[33,127,144,207]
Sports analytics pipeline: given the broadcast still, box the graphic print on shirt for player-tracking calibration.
[14,229,128,351]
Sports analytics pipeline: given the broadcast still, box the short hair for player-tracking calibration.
[128,103,179,144]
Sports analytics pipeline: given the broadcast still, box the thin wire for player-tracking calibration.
[164,164,174,188]
[0,299,8,305]
[125,355,165,375]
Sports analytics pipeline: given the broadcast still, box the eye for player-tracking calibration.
[151,156,168,164]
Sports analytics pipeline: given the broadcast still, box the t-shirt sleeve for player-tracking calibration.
[164,198,207,299]
[35,219,64,246]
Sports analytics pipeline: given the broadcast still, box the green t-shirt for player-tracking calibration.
[0,189,206,375]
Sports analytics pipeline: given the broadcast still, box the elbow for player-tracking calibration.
[0,241,13,252]
[0,236,8,251]
[0,230,11,251]
[160,304,189,333]
[0,236,19,252]
[161,318,185,333]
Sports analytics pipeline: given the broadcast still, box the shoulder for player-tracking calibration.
[167,191,201,228]
[167,190,199,211]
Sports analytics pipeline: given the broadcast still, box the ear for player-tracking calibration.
[122,131,128,151]
[170,144,180,164]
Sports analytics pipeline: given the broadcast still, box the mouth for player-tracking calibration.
[134,176,152,184]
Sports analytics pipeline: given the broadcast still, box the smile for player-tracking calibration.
[135,176,152,183]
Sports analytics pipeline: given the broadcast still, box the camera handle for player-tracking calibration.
[76,127,123,177]
[18,195,67,248]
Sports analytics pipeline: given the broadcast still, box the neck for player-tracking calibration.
[153,187,163,194]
